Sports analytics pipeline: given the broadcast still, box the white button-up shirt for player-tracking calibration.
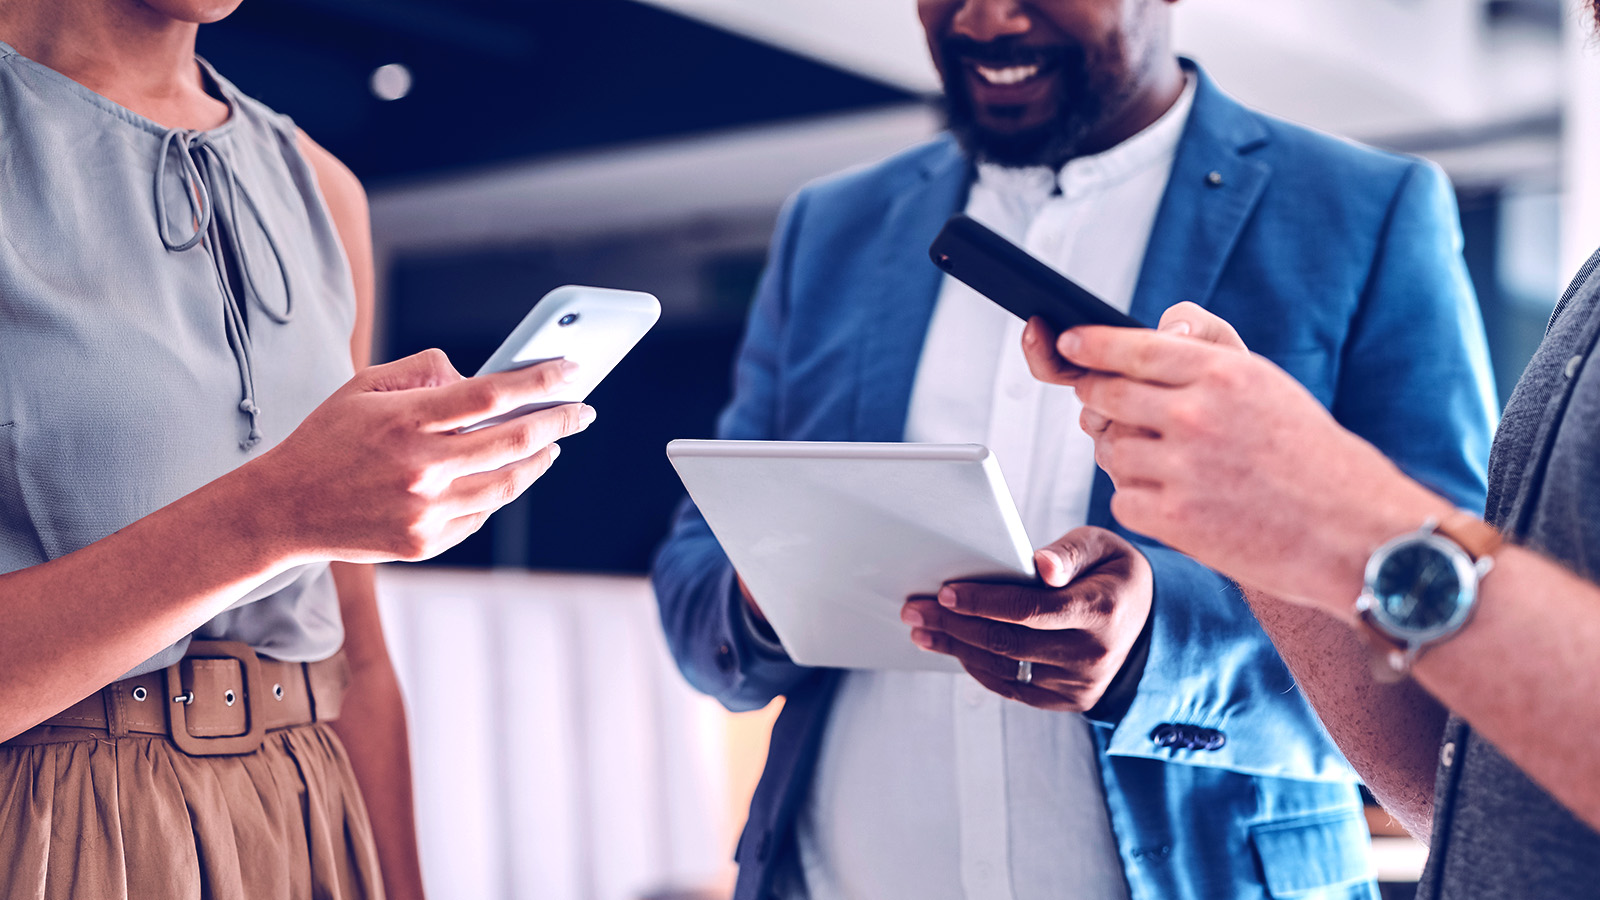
[791,76,1196,900]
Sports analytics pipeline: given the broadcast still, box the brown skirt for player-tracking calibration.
[0,723,385,900]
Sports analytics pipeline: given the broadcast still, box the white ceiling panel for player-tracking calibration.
[634,0,942,91]
[635,0,1560,142]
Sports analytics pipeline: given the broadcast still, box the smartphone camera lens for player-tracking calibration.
[935,253,953,272]
[559,313,579,327]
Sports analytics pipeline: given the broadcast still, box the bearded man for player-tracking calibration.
[653,2,1497,898]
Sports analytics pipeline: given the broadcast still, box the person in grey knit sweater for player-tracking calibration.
[1017,7,1600,888]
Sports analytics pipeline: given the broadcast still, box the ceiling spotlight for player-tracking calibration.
[369,63,413,102]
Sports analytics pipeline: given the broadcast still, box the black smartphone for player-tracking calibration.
[929,213,1147,331]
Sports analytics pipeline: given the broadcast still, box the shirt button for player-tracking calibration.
[1566,355,1585,380]
[1005,381,1029,400]
[1441,741,1456,769]
[974,862,995,881]
[964,686,986,708]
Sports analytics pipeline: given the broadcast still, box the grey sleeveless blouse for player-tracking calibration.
[0,43,355,677]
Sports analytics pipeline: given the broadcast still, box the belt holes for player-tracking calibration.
[272,683,284,701]
[131,686,148,702]
[224,689,236,707]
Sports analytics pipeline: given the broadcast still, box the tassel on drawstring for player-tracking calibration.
[238,400,262,451]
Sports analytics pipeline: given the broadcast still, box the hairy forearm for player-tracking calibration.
[0,460,300,741]
[329,563,426,900]
[1409,547,1600,832]
[1243,588,1448,840]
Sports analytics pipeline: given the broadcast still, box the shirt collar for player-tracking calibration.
[976,72,1197,202]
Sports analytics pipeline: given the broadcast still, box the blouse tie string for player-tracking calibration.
[154,128,295,450]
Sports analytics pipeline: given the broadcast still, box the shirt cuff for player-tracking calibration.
[1086,606,1153,727]
[732,574,789,658]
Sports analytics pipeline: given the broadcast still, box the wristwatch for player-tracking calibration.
[1353,512,1502,683]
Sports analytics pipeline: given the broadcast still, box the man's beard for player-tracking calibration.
[940,35,1121,169]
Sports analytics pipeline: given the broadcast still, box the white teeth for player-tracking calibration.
[975,64,1040,86]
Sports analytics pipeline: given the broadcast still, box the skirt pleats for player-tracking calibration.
[0,723,384,900]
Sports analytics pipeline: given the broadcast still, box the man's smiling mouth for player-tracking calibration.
[973,63,1042,86]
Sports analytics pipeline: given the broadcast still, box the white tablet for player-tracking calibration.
[666,440,1037,672]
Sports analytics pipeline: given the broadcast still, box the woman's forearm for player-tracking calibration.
[330,666,425,900]
[0,458,301,741]
[328,563,426,900]
[0,345,588,743]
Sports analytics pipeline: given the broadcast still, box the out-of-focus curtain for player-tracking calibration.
[376,568,732,900]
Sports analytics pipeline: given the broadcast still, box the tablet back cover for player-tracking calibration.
[668,441,1036,672]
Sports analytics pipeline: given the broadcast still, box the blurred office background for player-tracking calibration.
[195,1,1599,897]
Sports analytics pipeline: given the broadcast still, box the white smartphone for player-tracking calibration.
[466,285,661,430]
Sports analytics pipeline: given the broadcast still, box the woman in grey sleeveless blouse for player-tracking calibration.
[0,2,596,898]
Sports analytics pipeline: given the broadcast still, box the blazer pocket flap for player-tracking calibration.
[1250,811,1372,897]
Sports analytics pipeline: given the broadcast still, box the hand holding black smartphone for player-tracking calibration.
[929,214,1148,332]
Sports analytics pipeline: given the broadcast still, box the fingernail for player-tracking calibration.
[938,586,958,609]
[1037,548,1062,572]
[1162,320,1192,335]
[578,405,597,427]
[1058,331,1082,357]
[549,443,561,460]
[559,360,581,382]
[901,605,924,627]
[910,628,935,650]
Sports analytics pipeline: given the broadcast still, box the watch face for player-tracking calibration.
[1371,541,1467,634]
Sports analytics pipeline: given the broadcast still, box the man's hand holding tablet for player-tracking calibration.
[902,526,1154,713]
[890,302,1252,711]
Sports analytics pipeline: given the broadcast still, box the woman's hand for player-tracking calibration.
[252,349,594,564]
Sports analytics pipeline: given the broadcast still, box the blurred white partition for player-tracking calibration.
[374,567,734,900]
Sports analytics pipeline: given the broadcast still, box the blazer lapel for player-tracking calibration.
[852,139,971,441]
[1127,65,1272,325]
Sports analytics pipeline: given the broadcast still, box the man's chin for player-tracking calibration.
[953,124,1065,169]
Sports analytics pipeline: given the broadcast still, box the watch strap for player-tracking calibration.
[1353,609,1412,684]
[1435,510,1503,564]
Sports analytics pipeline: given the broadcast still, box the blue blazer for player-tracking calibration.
[653,67,1497,900]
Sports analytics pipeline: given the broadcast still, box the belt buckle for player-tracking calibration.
[163,640,266,756]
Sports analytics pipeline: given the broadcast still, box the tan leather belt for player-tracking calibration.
[15,641,348,757]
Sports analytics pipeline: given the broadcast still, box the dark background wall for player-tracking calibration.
[198,0,913,185]
[193,1,1558,577]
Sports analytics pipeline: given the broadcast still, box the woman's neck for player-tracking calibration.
[0,0,228,130]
